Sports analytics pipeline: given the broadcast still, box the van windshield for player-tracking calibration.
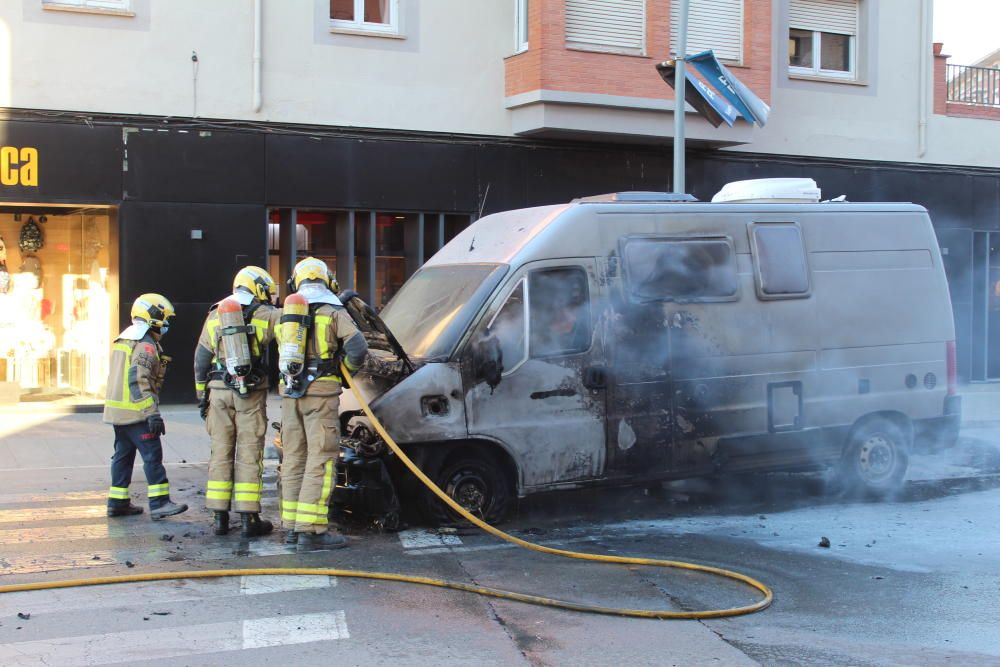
[379,263,507,360]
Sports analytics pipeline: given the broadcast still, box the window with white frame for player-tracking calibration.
[788,0,858,80]
[514,0,529,52]
[565,0,645,55]
[671,0,744,64]
[43,0,130,11]
[330,0,399,35]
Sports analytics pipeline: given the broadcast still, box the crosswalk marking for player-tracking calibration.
[0,541,299,577]
[243,610,349,648]
[239,574,336,595]
[0,523,112,545]
[0,611,350,665]
[0,490,106,505]
[0,576,336,616]
[0,505,107,524]
[398,528,463,549]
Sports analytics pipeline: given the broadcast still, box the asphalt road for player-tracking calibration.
[0,415,998,666]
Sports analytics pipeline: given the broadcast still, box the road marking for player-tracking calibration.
[0,522,112,545]
[0,611,349,665]
[243,610,349,648]
[0,576,335,616]
[397,528,463,549]
[0,505,108,524]
[0,490,106,505]
[239,574,335,595]
[0,541,299,577]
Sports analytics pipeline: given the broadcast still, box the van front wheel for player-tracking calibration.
[420,454,513,527]
[839,421,909,497]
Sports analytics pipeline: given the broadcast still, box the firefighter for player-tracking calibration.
[194,266,282,538]
[278,257,367,551]
[104,294,188,520]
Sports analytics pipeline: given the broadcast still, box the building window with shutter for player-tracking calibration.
[671,0,744,64]
[330,0,400,37]
[515,0,529,53]
[565,0,645,56]
[42,0,132,14]
[788,0,858,80]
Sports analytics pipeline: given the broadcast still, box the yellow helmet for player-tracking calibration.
[233,265,276,303]
[290,256,339,292]
[131,293,175,328]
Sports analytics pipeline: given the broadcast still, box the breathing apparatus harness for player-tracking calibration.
[209,301,268,392]
[280,300,347,398]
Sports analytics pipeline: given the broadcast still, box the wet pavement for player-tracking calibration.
[0,413,998,665]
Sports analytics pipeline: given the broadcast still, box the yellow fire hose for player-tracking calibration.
[0,364,772,620]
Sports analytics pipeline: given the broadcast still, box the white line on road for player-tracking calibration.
[243,610,349,648]
[397,528,463,549]
[0,505,108,524]
[0,611,349,665]
[239,574,335,595]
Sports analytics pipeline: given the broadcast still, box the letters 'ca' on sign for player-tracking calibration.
[0,146,39,187]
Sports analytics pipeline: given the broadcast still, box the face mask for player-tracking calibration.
[159,323,170,336]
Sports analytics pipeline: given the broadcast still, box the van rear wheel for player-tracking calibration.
[839,420,909,497]
[419,453,513,527]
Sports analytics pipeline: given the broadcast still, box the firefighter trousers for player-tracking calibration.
[109,423,170,510]
[280,394,340,534]
[205,389,268,513]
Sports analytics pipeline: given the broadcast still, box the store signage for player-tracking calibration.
[0,146,39,187]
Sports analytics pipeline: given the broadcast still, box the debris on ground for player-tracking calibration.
[151,611,171,616]
[160,534,174,542]
[125,560,136,568]
[818,537,831,548]
[17,613,30,620]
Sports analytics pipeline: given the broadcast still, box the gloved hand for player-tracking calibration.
[147,414,166,437]
[197,394,210,421]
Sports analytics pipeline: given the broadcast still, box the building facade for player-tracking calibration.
[0,0,998,404]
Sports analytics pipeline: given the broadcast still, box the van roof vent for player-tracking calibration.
[575,191,699,203]
[711,178,822,204]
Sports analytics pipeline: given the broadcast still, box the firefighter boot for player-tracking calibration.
[213,511,230,536]
[296,531,348,552]
[240,513,274,538]
[150,501,189,520]
[108,504,144,517]
[284,530,299,545]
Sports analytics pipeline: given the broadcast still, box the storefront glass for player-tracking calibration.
[0,209,114,404]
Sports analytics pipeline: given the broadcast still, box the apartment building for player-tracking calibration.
[0,0,998,404]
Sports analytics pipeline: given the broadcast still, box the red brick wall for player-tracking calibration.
[932,42,1000,121]
[505,0,772,103]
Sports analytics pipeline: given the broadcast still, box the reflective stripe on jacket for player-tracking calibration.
[103,334,163,425]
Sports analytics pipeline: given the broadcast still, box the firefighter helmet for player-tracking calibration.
[233,265,276,303]
[290,256,339,292]
[131,293,175,328]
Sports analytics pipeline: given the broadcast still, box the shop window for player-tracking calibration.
[0,210,114,404]
[750,223,811,299]
[623,237,738,302]
[330,0,400,36]
[489,281,527,374]
[529,267,591,357]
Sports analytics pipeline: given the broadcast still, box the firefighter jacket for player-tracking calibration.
[280,303,367,398]
[103,332,167,425]
[193,301,281,397]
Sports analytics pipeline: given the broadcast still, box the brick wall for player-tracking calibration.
[505,0,772,103]
[933,42,1000,121]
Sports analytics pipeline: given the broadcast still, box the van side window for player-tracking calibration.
[750,223,810,298]
[529,267,591,357]
[489,281,527,373]
[623,238,738,302]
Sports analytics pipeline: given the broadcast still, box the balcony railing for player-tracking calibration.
[947,64,1000,107]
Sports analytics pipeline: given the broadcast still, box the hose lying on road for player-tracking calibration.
[0,364,772,620]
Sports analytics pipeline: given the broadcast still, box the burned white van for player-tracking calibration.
[333,180,961,525]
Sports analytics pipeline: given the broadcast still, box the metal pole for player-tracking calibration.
[673,0,690,194]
